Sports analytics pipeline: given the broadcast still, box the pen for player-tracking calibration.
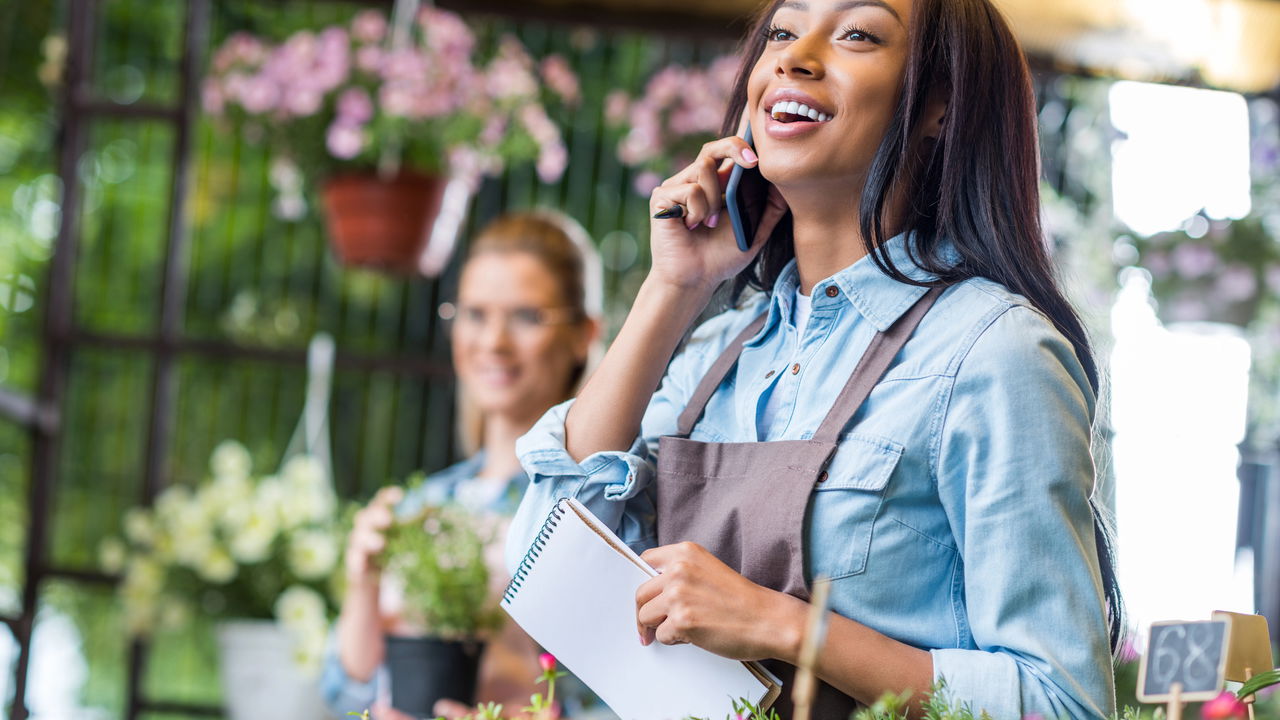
[652,204,686,220]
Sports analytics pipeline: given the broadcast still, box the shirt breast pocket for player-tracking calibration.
[807,434,903,580]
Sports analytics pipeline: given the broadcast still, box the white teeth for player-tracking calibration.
[769,101,833,122]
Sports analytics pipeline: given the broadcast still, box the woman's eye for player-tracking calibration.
[510,308,545,329]
[840,26,881,43]
[764,25,795,42]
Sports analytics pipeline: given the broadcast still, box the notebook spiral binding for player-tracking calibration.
[502,498,569,605]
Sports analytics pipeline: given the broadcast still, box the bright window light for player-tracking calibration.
[1111,270,1254,636]
[1109,81,1251,236]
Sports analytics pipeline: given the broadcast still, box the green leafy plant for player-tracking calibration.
[378,500,503,638]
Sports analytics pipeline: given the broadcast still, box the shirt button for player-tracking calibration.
[765,370,775,379]
[791,363,801,375]
[825,286,839,298]
[816,471,829,484]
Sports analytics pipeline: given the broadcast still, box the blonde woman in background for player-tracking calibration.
[322,210,603,720]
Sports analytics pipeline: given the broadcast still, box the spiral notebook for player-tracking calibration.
[502,498,781,720]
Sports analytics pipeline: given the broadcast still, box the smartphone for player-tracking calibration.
[724,124,769,252]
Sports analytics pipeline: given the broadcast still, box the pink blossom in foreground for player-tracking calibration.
[1201,691,1247,719]
[538,653,556,672]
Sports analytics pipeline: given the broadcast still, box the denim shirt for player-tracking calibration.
[505,235,1116,719]
[320,454,528,716]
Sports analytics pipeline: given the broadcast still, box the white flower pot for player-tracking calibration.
[215,619,335,720]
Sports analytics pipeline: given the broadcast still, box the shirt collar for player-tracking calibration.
[769,232,956,333]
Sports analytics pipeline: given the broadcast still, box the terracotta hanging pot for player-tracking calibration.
[320,170,448,273]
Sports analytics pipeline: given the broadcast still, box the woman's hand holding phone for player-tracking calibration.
[648,135,787,293]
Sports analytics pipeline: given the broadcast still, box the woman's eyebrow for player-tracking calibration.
[777,0,904,25]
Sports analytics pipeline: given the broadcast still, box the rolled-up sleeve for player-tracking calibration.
[505,305,757,576]
[932,305,1115,719]
[320,632,378,716]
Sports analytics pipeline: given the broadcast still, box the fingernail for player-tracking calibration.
[685,217,700,230]
[707,212,720,228]
[742,148,758,164]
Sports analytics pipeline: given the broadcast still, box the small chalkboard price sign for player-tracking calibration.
[1138,619,1230,716]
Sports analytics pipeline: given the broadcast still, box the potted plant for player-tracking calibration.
[99,441,344,720]
[202,7,578,274]
[377,500,506,717]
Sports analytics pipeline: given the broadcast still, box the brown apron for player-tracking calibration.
[655,287,942,719]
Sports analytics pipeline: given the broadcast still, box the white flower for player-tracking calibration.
[290,631,326,677]
[210,440,253,479]
[170,505,217,569]
[123,508,155,545]
[274,585,326,632]
[154,485,193,527]
[287,530,338,579]
[123,557,164,596]
[282,454,326,489]
[198,473,253,520]
[224,502,278,563]
[98,537,128,574]
[197,547,237,583]
[255,475,287,517]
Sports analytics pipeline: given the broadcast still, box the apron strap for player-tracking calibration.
[811,286,944,445]
[675,312,769,437]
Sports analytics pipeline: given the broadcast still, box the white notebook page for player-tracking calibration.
[501,498,776,720]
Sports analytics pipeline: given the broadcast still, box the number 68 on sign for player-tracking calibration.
[1137,620,1230,703]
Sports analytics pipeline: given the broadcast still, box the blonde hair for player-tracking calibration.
[455,209,603,455]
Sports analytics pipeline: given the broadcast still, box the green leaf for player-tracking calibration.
[1237,668,1280,698]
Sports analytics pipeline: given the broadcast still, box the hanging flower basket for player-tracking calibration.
[320,170,447,273]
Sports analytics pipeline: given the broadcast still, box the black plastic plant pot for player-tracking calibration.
[384,635,485,718]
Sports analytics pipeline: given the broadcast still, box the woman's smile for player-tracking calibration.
[762,88,836,139]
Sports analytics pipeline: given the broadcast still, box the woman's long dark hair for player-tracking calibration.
[721,0,1124,653]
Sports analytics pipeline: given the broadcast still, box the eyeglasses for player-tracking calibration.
[443,303,581,336]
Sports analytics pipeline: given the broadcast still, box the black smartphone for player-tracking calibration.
[724,124,769,252]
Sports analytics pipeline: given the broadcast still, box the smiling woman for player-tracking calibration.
[507,0,1121,718]
[324,210,602,720]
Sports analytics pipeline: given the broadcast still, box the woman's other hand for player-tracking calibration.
[344,486,405,585]
[635,542,808,663]
[648,136,788,292]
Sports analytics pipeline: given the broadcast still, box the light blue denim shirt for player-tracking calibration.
[321,454,528,716]
[506,234,1116,719]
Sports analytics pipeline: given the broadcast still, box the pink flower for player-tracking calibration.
[540,55,580,105]
[282,87,322,117]
[355,45,382,74]
[1201,691,1247,719]
[351,10,387,44]
[337,87,373,124]
[537,142,568,183]
[538,653,556,672]
[237,74,279,114]
[380,83,416,118]
[325,121,364,160]
[604,90,631,126]
[633,171,661,196]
